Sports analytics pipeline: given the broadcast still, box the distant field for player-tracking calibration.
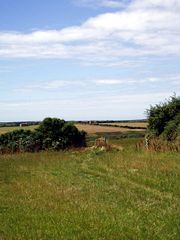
[100,122,148,128]
[0,125,38,135]
[0,138,179,239]
[75,124,145,134]
[0,123,146,135]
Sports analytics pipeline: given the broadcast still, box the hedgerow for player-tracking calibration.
[0,118,86,153]
[146,95,180,141]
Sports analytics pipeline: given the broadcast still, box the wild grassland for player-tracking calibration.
[75,124,145,133]
[0,138,179,239]
[0,125,39,135]
[0,124,145,135]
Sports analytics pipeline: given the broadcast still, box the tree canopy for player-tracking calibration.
[147,95,180,140]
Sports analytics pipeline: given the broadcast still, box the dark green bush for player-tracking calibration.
[0,129,36,153]
[0,118,86,153]
[147,95,180,140]
[162,113,180,140]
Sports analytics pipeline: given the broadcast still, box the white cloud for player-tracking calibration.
[95,79,127,85]
[12,74,180,94]
[75,0,128,8]
[94,79,142,85]
[94,75,180,85]
[27,80,70,90]
[14,80,86,93]
[101,0,127,8]
[0,91,175,121]
[130,0,180,10]
[0,0,180,63]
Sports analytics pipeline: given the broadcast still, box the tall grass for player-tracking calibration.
[136,138,180,152]
[0,138,179,239]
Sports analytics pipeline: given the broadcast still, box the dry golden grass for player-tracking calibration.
[75,124,144,133]
[101,122,148,128]
[0,125,38,134]
[0,123,145,136]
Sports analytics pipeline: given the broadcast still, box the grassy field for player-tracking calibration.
[0,124,145,135]
[0,138,179,239]
[0,125,39,135]
[76,124,145,133]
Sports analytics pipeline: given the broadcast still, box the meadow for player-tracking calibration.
[75,123,144,133]
[0,122,146,135]
[0,125,39,135]
[0,136,179,240]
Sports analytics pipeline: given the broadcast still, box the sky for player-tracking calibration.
[0,0,180,121]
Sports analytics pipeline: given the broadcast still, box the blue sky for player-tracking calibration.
[0,0,180,121]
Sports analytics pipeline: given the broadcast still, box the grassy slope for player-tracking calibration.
[0,139,179,240]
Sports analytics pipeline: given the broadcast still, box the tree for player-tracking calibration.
[62,123,86,147]
[162,113,180,140]
[37,117,65,141]
[0,117,87,153]
[146,95,180,140]
[37,118,86,149]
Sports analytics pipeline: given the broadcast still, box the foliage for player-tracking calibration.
[146,95,180,140]
[0,118,86,153]
[162,113,180,140]
[136,137,180,152]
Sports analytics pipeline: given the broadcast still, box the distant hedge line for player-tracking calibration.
[98,124,146,130]
[0,118,86,154]
[0,121,40,128]
[79,122,146,130]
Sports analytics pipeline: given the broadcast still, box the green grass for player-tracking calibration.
[0,125,39,135]
[0,138,179,239]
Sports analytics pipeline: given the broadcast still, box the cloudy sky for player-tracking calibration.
[0,0,180,121]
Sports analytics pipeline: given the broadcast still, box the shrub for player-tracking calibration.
[0,118,87,153]
[38,118,86,150]
[62,123,86,148]
[37,117,65,141]
[162,113,180,140]
[146,95,180,140]
[0,129,36,153]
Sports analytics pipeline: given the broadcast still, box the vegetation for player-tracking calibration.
[0,138,179,239]
[75,123,145,134]
[0,97,179,239]
[0,125,38,135]
[0,122,147,135]
[0,118,86,153]
[0,121,40,128]
[96,123,147,130]
[147,95,180,140]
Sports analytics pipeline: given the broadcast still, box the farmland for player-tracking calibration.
[100,122,148,128]
[1,0,179,238]
[0,122,146,135]
[0,125,39,135]
[76,123,145,133]
[0,137,180,239]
